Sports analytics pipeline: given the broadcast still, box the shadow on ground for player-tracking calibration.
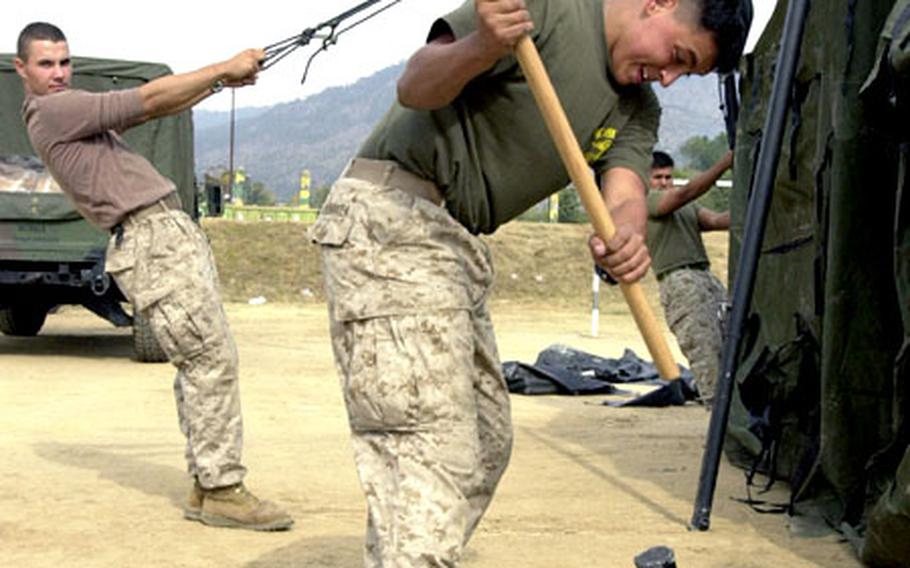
[521,427,689,528]
[245,536,363,567]
[33,441,187,509]
[0,332,135,360]
[536,401,855,566]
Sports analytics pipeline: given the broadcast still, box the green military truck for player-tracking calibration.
[0,56,197,362]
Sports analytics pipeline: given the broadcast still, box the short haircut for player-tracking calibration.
[687,0,754,74]
[652,151,675,169]
[17,22,67,61]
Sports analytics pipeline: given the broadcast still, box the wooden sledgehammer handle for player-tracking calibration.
[513,36,680,380]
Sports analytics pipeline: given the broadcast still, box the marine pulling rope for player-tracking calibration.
[261,0,404,87]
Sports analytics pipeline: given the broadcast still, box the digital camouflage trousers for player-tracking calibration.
[659,268,727,403]
[312,172,513,568]
[106,208,245,489]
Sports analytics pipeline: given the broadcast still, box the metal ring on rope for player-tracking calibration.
[260,0,403,86]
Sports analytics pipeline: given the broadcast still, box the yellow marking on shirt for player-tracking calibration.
[585,127,617,163]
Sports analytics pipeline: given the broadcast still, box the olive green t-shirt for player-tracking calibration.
[646,191,710,277]
[358,0,660,235]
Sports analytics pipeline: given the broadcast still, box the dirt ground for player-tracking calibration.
[0,299,861,568]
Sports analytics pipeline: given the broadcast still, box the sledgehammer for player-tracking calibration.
[513,36,679,381]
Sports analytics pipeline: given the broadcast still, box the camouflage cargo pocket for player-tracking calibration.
[146,292,206,365]
[309,210,353,247]
[310,185,355,247]
[342,313,475,433]
[105,233,136,304]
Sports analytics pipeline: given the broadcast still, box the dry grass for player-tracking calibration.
[203,219,318,304]
[203,219,729,310]
[483,222,651,312]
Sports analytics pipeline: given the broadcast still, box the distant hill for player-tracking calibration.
[194,64,400,203]
[194,65,725,203]
[653,74,727,154]
[193,106,269,131]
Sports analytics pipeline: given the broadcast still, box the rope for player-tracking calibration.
[261,0,403,86]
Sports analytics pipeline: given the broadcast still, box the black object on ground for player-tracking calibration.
[604,379,690,408]
[502,361,622,396]
[634,545,677,568]
[503,344,698,406]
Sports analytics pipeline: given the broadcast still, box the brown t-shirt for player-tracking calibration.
[22,88,174,230]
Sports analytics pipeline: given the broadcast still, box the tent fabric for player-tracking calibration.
[603,380,692,408]
[863,446,910,566]
[533,345,687,384]
[726,0,910,562]
[725,0,824,482]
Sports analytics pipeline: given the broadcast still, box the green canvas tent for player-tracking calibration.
[725,0,910,564]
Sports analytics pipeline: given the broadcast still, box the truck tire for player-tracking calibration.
[0,306,48,336]
[133,310,168,363]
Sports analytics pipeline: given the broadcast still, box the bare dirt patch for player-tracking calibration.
[0,296,857,567]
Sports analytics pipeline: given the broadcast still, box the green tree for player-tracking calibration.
[309,185,332,209]
[695,183,730,212]
[247,182,277,206]
[679,132,728,171]
[515,185,592,224]
[557,184,589,224]
[517,200,549,222]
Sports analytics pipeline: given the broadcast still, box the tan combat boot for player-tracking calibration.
[184,480,204,522]
[198,483,294,531]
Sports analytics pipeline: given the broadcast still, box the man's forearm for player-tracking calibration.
[398,0,533,110]
[680,150,734,201]
[602,167,648,238]
[138,63,222,122]
[137,49,262,122]
[161,86,212,118]
[699,209,730,231]
[591,166,651,283]
[609,196,648,239]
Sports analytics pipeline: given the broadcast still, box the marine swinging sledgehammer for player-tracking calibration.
[260,0,678,383]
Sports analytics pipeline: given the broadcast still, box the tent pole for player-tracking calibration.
[690,0,812,532]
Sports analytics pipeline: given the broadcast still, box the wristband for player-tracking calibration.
[594,264,618,286]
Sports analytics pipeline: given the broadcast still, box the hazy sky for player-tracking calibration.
[4,0,776,112]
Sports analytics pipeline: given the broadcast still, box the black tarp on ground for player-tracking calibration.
[504,345,698,406]
[725,0,910,563]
